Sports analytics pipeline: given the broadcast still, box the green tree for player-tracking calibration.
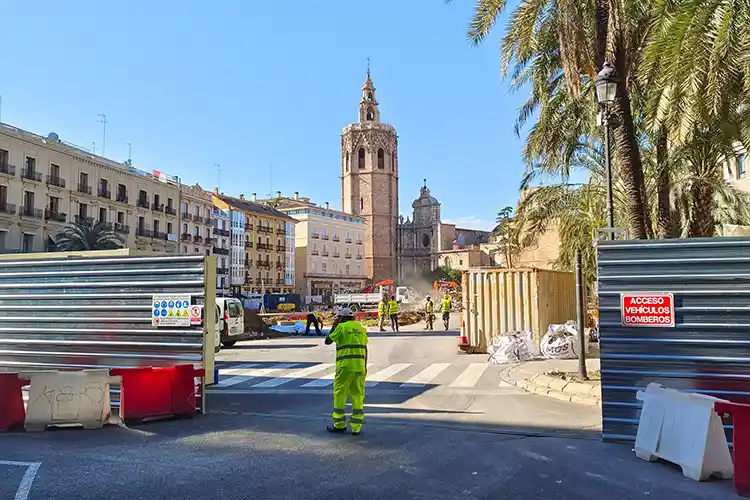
[54,218,124,252]
[492,206,521,267]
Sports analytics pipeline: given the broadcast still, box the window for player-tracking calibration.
[360,197,364,211]
[194,205,199,216]
[183,246,187,253]
[99,207,107,223]
[358,148,365,169]
[205,228,210,238]
[23,191,33,212]
[154,220,160,233]
[0,230,6,250]
[459,259,463,266]
[422,233,430,247]
[167,222,173,234]
[117,211,124,224]
[50,163,60,179]
[183,223,188,233]
[345,264,350,275]
[0,186,5,205]
[322,262,327,273]
[345,155,349,172]
[183,202,189,214]
[739,153,746,180]
[0,149,8,168]
[154,194,160,207]
[22,233,33,253]
[117,184,127,201]
[137,216,145,231]
[25,156,36,173]
[80,172,89,187]
[49,196,60,213]
[194,226,199,235]
[139,190,147,203]
[366,108,374,121]
[79,203,88,219]
[377,148,384,169]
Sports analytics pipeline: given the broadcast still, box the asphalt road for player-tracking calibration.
[0,322,737,499]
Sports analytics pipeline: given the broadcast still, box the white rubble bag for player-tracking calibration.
[487,330,539,364]
[270,321,306,334]
[540,322,589,360]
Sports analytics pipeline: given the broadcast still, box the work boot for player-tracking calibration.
[351,430,361,436]
[327,425,347,434]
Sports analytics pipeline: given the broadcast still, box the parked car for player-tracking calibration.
[217,297,245,347]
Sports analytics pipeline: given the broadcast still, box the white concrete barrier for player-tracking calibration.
[635,382,734,481]
[22,369,121,432]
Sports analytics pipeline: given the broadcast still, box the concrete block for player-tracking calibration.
[534,374,554,388]
[531,384,549,396]
[570,394,599,406]
[588,384,602,398]
[516,379,530,390]
[548,390,572,403]
[563,382,591,395]
[548,378,569,392]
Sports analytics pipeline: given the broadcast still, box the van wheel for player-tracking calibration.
[350,304,361,313]
[222,341,237,347]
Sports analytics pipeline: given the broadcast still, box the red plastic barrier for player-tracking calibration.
[111,364,205,425]
[715,401,750,497]
[0,373,29,431]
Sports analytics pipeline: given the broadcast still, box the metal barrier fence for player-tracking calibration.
[0,252,216,412]
[598,237,750,443]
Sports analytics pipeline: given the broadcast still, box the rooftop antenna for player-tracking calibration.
[97,113,107,156]
[267,164,273,198]
[0,95,3,124]
[214,163,221,191]
[367,57,370,78]
[91,141,96,155]
[124,142,132,164]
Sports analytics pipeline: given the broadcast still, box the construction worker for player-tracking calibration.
[324,307,367,435]
[424,296,434,330]
[378,296,388,332]
[388,295,399,332]
[441,294,452,330]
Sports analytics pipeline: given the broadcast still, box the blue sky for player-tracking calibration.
[0,1,526,231]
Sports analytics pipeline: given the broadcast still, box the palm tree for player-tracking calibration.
[54,218,124,252]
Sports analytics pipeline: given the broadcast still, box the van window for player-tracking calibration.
[227,301,243,318]
[215,305,221,320]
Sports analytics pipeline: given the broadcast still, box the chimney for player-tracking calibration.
[294,192,300,200]
[324,202,330,210]
[239,194,245,200]
[213,187,219,194]
[251,193,257,202]
[276,191,282,198]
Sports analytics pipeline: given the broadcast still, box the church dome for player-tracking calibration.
[412,183,439,208]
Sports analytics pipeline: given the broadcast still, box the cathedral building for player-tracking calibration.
[340,70,399,283]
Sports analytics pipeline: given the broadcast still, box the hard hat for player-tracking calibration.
[426,296,430,300]
[339,307,354,316]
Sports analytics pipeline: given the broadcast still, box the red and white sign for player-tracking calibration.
[621,293,675,327]
[189,305,203,325]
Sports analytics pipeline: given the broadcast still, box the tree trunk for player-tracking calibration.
[610,38,650,240]
[687,182,716,237]
[594,0,609,70]
[655,128,673,238]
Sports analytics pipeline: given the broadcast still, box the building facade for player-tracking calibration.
[0,123,183,253]
[211,206,231,292]
[341,70,399,283]
[178,184,214,256]
[212,193,296,294]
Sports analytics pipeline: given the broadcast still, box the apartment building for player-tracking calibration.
[211,192,296,294]
[0,123,181,253]
[263,192,366,304]
[178,184,214,256]
[212,206,231,292]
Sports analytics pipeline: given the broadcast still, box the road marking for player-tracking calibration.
[216,363,296,387]
[0,461,41,500]
[252,363,334,388]
[300,369,336,387]
[218,363,260,375]
[450,363,489,388]
[365,363,411,387]
[399,363,451,388]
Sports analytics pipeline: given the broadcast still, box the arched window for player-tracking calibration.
[367,91,373,100]
[366,108,374,121]
[345,155,349,172]
[377,148,385,169]
[360,197,364,211]
[358,148,365,169]
[422,233,430,248]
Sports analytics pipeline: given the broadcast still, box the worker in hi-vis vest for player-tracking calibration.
[377,296,388,332]
[388,295,399,332]
[325,307,368,435]
[441,294,452,330]
[424,296,434,330]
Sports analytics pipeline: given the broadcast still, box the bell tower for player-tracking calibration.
[341,66,399,282]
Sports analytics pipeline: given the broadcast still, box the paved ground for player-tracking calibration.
[0,319,737,499]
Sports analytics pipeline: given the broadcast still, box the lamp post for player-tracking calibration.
[595,62,619,239]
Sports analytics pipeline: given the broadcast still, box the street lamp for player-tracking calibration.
[595,62,619,239]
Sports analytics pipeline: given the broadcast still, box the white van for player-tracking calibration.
[217,297,245,347]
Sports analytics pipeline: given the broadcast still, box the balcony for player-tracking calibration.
[153,230,167,240]
[276,279,285,285]
[193,215,204,223]
[20,206,43,219]
[182,213,192,221]
[246,260,253,267]
[44,210,67,223]
[356,254,363,260]
[311,249,319,256]
[277,228,286,235]
[245,277,254,285]
[214,228,230,237]
[204,217,213,225]
[0,164,15,176]
[136,199,149,209]
[136,228,152,238]
[165,206,177,216]
[116,193,128,204]
[0,203,16,215]
[276,245,286,252]
[321,234,329,240]
[275,262,284,269]
[46,175,66,188]
[321,251,330,257]
[257,261,271,268]
[21,169,42,182]
[75,215,94,225]
[311,233,320,239]
[244,222,253,231]
[181,233,191,241]
[98,188,111,200]
[205,237,214,245]
[356,240,363,245]
[151,203,164,212]
[333,253,340,258]
[332,235,340,242]
[345,254,352,259]
[216,267,229,275]
[114,223,129,234]
[213,247,230,256]
[193,235,203,243]
[77,183,92,195]
[257,226,273,234]
[244,241,253,249]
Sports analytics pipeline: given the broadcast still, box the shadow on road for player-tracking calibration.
[224,343,320,350]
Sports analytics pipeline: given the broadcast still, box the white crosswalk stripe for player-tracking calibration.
[252,363,334,388]
[400,363,450,388]
[365,363,411,387]
[217,363,297,388]
[450,363,489,388]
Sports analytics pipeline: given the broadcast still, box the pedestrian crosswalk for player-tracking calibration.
[211,361,508,392]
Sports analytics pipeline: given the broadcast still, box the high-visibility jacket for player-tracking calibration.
[425,300,433,313]
[328,320,368,372]
[388,300,398,315]
[378,301,387,316]
[441,298,451,313]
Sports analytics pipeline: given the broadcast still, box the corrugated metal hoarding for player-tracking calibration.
[0,252,216,411]
[598,237,750,443]
[461,268,576,352]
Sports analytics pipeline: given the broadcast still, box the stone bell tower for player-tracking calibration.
[341,67,399,282]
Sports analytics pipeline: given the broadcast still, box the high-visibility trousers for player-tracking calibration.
[332,369,366,432]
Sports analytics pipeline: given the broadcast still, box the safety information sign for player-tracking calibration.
[152,294,192,327]
[620,293,675,327]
